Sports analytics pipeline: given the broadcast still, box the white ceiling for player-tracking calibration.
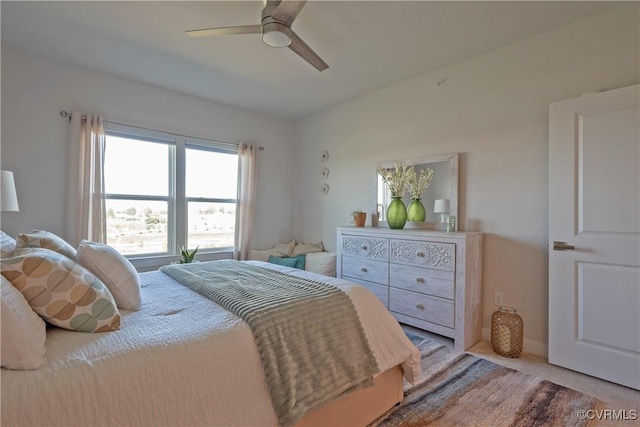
[1,1,620,120]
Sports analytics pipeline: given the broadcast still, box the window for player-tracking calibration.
[185,145,238,251]
[103,123,238,257]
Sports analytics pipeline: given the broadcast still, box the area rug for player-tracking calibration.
[370,337,600,427]
[405,332,426,346]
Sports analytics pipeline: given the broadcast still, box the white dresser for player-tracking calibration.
[336,227,483,351]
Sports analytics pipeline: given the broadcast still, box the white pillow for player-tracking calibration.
[305,252,337,277]
[1,230,16,259]
[1,276,47,370]
[76,240,141,311]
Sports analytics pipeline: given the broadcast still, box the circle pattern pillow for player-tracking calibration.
[1,248,120,333]
[15,230,77,260]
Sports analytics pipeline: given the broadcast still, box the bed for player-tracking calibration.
[1,259,420,427]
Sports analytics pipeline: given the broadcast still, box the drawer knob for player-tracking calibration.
[361,244,368,251]
[361,267,368,273]
[416,251,425,258]
[416,303,425,310]
[416,277,425,283]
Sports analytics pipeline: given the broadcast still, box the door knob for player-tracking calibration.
[553,241,575,251]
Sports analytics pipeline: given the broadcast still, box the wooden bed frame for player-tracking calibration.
[296,365,404,426]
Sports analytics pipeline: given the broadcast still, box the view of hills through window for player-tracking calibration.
[105,200,235,255]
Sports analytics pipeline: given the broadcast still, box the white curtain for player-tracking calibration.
[65,111,106,246]
[234,144,258,260]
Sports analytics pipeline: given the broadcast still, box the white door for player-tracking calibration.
[549,84,640,390]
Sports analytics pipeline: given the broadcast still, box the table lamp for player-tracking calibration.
[433,198,449,223]
[1,170,20,212]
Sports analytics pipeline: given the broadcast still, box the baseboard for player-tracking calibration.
[482,327,548,359]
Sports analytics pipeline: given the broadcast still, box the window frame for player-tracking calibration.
[103,122,239,261]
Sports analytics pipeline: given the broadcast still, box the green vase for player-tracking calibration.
[407,198,426,222]
[387,197,407,229]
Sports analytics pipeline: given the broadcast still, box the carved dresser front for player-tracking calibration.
[337,226,483,351]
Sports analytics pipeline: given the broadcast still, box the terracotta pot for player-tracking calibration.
[353,212,367,227]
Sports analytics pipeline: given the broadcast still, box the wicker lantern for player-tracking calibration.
[491,306,523,358]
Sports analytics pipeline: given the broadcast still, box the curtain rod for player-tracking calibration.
[59,110,264,151]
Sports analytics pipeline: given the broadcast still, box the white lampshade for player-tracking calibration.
[1,170,19,212]
[433,199,450,214]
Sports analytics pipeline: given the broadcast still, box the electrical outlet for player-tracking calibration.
[494,292,504,306]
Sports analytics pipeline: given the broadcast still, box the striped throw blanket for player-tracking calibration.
[160,260,379,426]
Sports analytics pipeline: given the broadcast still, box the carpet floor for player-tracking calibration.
[369,336,600,427]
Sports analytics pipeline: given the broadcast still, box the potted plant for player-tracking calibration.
[178,245,199,263]
[351,210,367,227]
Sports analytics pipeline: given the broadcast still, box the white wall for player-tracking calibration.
[1,47,295,257]
[292,4,639,355]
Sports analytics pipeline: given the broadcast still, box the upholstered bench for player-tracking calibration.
[248,240,336,277]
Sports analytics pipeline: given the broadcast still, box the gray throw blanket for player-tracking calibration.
[160,259,379,426]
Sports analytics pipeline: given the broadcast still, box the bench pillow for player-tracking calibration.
[268,254,306,270]
[291,241,324,257]
[272,240,296,257]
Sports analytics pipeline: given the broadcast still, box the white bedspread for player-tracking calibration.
[1,261,420,427]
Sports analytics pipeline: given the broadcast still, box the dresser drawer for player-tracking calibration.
[345,277,389,308]
[342,255,388,285]
[342,235,389,261]
[389,288,454,328]
[390,263,455,300]
[390,239,455,271]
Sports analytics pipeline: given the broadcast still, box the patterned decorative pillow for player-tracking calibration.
[292,241,324,257]
[1,230,16,259]
[15,230,77,260]
[1,275,48,370]
[77,240,141,311]
[272,240,296,257]
[1,248,120,333]
[248,249,282,262]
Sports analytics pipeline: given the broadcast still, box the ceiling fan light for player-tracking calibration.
[262,22,291,48]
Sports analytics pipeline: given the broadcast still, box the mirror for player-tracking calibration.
[375,153,459,230]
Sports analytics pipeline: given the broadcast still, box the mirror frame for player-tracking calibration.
[374,152,459,230]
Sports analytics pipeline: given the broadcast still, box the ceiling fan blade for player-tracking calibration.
[271,0,307,26]
[288,30,328,71]
[186,25,262,38]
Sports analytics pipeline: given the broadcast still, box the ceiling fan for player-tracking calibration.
[186,0,328,72]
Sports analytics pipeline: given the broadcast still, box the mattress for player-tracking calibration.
[1,261,420,427]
